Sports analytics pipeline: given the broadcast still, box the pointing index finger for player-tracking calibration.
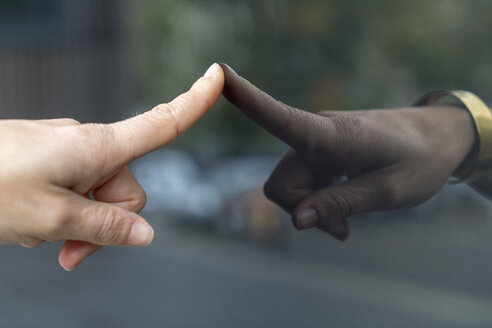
[220,63,320,150]
[102,63,224,167]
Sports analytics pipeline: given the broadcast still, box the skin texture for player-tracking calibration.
[220,63,477,241]
[0,63,224,271]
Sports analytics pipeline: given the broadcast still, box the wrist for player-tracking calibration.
[453,138,479,180]
[415,90,491,183]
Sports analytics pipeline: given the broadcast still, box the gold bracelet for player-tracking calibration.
[414,90,492,183]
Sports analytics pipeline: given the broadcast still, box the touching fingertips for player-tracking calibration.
[203,63,221,78]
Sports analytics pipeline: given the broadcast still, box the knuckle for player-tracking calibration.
[42,221,61,240]
[326,115,368,159]
[92,207,129,245]
[330,192,352,219]
[276,103,295,135]
[75,123,116,170]
[318,191,352,222]
[376,176,402,206]
[43,207,70,240]
[153,103,180,136]
[79,123,114,142]
[153,102,174,116]
[130,187,147,212]
[186,87,213,109]
[329,115,364,139]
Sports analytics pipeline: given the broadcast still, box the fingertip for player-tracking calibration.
[125,219,154,246]
[318,220,350,241]
[334,224,350,242]
[293,207,319,230]
[219,63,231,70]
[220,63,249,103]
[190,63,225,102]
[220,63,241,98]
[220,63,237,79]
[203,63,222,79]
[58,248,74,272]
[60,263,73,272]
[58,240,101,272]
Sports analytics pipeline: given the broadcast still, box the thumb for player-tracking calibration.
[292,171,397,240]
[62,196,154,246]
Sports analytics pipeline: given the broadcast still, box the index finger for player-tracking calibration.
[98,63,224,166]
[220,63,322,150]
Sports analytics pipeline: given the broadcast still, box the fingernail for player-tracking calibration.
[296,208,319,230]
[60,263,73,272]
[204,63,220,78]
[126,222,154,246]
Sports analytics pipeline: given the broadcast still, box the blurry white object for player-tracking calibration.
[132,150,221,220]
[132,149,278,218]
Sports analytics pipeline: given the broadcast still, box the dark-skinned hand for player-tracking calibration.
[220,64,477,241]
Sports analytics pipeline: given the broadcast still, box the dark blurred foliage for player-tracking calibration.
[131,0,492,155]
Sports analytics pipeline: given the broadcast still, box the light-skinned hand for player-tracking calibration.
[1,63,224,271]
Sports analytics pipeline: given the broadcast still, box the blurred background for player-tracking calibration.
[1,0,492,327]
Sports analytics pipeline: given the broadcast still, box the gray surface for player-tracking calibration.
[1,185,492,328]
